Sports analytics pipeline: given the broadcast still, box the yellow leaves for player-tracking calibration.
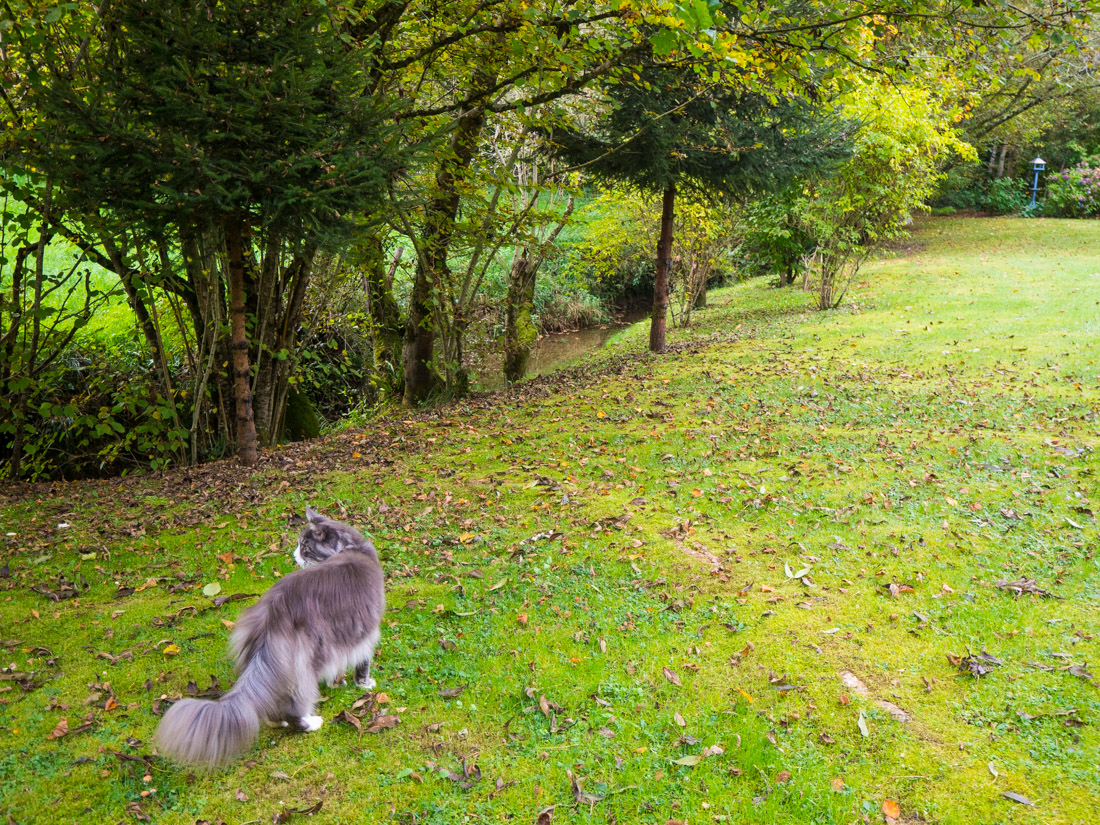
[162,644,180,656]
[737,688,754,704]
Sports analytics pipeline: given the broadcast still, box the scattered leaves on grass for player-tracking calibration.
[365,714,400,734]
[995,578,1058,598]
[438,758,482,790]
[951,650,1004,677]
[272,800,323,823]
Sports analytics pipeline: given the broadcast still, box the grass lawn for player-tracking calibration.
[0,216,1096,825]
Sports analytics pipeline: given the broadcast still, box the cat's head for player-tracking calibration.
[293,506,375,568]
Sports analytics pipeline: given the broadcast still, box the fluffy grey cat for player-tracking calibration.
[154,507,385,767]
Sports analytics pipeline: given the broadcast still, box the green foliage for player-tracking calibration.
[543,62,847,202]
[4,0,401,242]
[738,190,814,282]
[983,177,1030,215]
[1,338,191,479]
[1043,159,1100,217]
[294,321,372,423]
[798,82,975,307]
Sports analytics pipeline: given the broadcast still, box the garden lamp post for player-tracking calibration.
[1030,157,1046,207]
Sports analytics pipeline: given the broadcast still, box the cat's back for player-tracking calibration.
[267,551,384,622]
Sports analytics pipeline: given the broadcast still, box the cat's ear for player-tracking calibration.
[305,506,322,523]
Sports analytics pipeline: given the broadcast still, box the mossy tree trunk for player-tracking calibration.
[503,248,538,383]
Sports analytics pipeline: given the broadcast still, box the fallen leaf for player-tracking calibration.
[202,583,221,597]
[234,788,248,802]
[365,714,400,733]
[776,769,791,783]
[857,710,869,737]
[673,711,686,727]
[1001,791,1036,807]
[830,777,844,792]
[882,799,900,819]
[162,644,181,657]
[272,800,323,823]
[663,667,682,687]
[438,685,467,699]
[670,754,702,766]
[47,717,69,740]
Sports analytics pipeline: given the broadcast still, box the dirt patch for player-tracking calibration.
[840,670,912,723]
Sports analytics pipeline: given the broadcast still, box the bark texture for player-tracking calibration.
[649,182,676,353]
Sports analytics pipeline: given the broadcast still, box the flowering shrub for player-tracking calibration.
[1045,161,1100,217]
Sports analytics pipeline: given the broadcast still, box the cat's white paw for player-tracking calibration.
[301,715,324,732]
[356,676,376,690]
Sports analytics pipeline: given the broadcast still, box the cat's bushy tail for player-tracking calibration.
[154,643,282,768]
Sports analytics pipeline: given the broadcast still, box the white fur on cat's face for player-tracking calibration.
[293,539,306,568]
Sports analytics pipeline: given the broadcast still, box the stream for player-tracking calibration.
[471,307,650,391]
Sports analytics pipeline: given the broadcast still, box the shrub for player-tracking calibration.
[0,338,192,480]
[983,177,1029,215]
[1043,160,1100,217]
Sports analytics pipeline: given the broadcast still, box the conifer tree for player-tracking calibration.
[544,66,847,351]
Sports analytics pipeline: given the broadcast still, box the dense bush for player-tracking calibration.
[983,177,1030,215]
[738,190,815,285]
[0,338,193,480]
[1044,160,1100,217]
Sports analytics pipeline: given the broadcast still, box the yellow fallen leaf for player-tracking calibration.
[737,688,754,704]
[162,644,181,656]
[883,799,900,819]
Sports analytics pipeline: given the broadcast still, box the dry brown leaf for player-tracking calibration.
[663,667,682,687]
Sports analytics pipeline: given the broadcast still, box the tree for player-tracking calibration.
[2,0,403,464]
[541,64,848,351]
[798,81,976,308]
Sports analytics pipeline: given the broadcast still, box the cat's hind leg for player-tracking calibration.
[353,628,381,690]
[282,678,323,732]
[354,658,375,690]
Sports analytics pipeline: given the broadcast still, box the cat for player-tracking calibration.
[154,506,385,767]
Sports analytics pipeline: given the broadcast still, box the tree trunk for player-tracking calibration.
[362,239,404,394]
[503,248,537,383]
[997,143,1008,178]
[649,182,676,353]
[402,260,439,406]
[694,274,707,308]
[403,62,497,406]
[225,214,259,466]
